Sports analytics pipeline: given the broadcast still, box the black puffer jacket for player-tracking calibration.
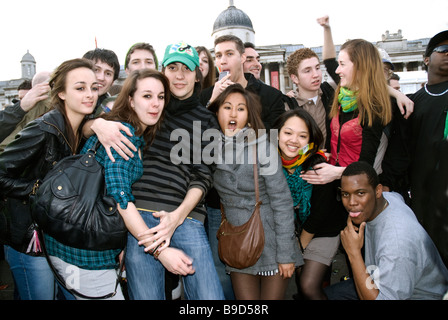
[0,109,73,252]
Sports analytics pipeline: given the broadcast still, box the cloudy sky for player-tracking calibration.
[1,0,447,80]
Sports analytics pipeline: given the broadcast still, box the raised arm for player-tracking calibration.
[317,15,336,61]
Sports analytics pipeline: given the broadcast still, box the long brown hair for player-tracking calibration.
[196,46,216,89]
[49,58,95,153]
[330,39,392,126]
[101,69,170,146]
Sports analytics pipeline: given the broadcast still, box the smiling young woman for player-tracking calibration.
[0,58,98,300]
[42,68,175,300]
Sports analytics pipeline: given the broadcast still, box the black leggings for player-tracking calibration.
[230,271,290,300]
[295,259,330,300]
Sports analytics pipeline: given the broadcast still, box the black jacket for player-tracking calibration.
[0,109,73,252]
[0,102,27,142]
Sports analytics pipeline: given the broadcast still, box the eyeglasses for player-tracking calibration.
[432,44,448,54]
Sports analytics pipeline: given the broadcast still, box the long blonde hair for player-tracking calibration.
[330,39,392,126]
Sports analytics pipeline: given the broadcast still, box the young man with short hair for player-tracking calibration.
[200,34,285,131]
[388,73,400,91]
[83,48,120,115]
[325,161,448,300]
[286,47,335,149]
[243,42,262,80]
[124,42,158,75]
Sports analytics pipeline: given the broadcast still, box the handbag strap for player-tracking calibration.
[38,230,125,300]
[221,144,261,218]
[87,141,102,154]
[252,144,261,208]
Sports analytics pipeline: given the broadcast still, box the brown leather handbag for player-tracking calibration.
[217,148,265,269]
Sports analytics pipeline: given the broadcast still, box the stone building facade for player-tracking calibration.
[211,1,429,94]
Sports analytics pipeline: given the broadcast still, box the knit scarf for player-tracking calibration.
[280,147,327,223]
[338,87,358,113]
[280,143,314,171]
[165,83,201,116]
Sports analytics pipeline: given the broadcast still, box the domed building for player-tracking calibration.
[209,2,428,94]
[212,1,255,43]
[0,50,37,107]
[21,50,36,80]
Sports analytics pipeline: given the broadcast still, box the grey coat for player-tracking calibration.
[214,128,303,274]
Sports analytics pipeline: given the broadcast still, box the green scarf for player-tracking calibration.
[338,87,358,113]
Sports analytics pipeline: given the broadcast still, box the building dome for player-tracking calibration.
[21,50,36,63]
[21,50,36,79]
[212,1,255,44]
[213,2,254,33]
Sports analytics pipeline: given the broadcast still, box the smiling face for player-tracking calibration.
[336,49,355,89]
[129,77,165,131]
[92,60,115,96]
[278,116,310,160]
[216,92,248,136]
[163,62,196,100]
[340,173,383,225]
[243,47,262,79]
[126,49,157,74]
[58,67,99,121]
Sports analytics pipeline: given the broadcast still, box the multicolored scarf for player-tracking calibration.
[279,146,327,224]
[338,87,358,113]
[281,143,314,171]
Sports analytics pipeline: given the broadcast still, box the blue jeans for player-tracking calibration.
[4,245,55,300]
[126,210,225,300]
[205,206,235,300]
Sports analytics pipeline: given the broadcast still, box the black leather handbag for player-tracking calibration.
[31,142,127,250]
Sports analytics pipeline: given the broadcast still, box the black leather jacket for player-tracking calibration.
[0,109,73,252]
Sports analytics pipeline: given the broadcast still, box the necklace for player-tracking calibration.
[424,83,448,97]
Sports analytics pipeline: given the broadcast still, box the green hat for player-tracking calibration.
[162,42,199,71]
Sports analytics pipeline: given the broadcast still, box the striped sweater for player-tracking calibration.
[132,92,219,223]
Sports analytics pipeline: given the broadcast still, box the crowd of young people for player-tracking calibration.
[0,15,447,301]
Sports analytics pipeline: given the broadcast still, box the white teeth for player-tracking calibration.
[229,121,236,124]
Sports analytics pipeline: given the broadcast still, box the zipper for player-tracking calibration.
[43,120,74,154]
